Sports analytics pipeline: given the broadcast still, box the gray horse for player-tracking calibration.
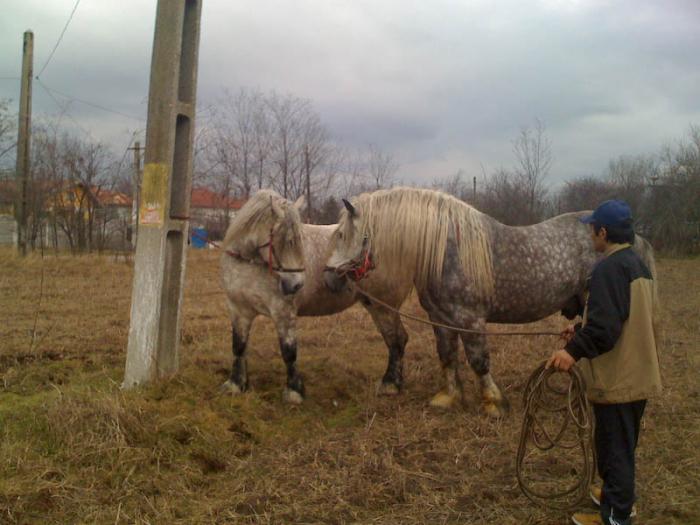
[220,190,413,403]
[323,187,656,417]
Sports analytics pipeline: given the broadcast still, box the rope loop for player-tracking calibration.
[516,362,595,510]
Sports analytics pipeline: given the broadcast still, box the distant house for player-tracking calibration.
[189,187,246,240]
[0,180,246,249]
[45,183,133,251]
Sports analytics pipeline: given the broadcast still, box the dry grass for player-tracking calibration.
[1,248,698,524]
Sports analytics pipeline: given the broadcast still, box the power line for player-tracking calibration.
[36,0,83,79]
[37,79,145,121]
[36,79,94,140]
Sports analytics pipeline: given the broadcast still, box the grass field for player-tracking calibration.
[1,249,698,524]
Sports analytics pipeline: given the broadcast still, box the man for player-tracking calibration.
[547,199,662,525]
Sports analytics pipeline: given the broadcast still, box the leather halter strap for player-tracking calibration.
[324,245,375,282]
[227,228,305,274]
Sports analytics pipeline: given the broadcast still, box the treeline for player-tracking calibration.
[1,93,698,254]
[0,112,132,253]
[431,123,700,255]
[194,88,398,220]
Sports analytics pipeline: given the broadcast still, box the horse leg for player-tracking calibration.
[429,326,463,409]
[274,313,305,404]
[365,305,409,396]
[459,326,509,418]
[222,311,254,394]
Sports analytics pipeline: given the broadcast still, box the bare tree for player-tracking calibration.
[266,92,307,199]
[342,144,400,196]
[366,143,398,190]
[191,103,216,188]
[512,118,552,223]
[265,92,335,218]
[200,88,338,221]
[557,176,616,213]
[252,94,273,191]
[606,154,657,215]
[480,168,533,225]
[206,89,265,199]
[29,126,115,253]
[0,98,15,166]
[432,170,472,202]
[643,125,700,253]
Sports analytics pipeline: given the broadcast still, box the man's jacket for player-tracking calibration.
[565,243,662,403]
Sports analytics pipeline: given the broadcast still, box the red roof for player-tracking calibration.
[94,188,132,206]
[67,185,244,210]
[190,187,246,210]
[0,180,244,211]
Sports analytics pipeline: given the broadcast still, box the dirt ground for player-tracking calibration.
[1,249,698,524]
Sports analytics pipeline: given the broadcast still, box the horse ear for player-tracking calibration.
[270,197,285,219]
[342,198,356,218]
[293,195,307,214]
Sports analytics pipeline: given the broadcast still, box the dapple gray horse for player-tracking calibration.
[323,187,656,417]
[220,190,412,403]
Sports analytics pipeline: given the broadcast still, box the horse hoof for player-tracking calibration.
[429,391,457,409]
[377,381,400,396]
[220,380,243,395]
[283,388,304,405]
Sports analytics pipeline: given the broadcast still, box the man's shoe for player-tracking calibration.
[589,485,637,517]
[572,512,602,525]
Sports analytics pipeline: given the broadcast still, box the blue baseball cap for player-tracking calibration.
[580,199,632,226]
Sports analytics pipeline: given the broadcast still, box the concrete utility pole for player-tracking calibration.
[15,30,33,256]
[127,141,142,248]
[123,0,202,388]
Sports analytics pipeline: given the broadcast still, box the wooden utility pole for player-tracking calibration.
[472,176,477,202]
[127,141,142,248]
[15,30,33,256]
[123,0,202,388]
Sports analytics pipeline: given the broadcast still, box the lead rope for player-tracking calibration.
[516,362,595,510]
[349,284,594,509]
[347,283,561,337]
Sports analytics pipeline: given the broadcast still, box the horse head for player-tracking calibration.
[323,198,372,293]
[222,190,306,296]
[269,195,307,295]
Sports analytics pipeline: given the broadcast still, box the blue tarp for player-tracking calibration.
[191,227,208,248]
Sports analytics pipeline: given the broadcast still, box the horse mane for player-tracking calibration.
[345,187,494,295]
[221,189,301,251]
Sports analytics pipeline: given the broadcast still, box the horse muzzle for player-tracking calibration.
[279,273,304,296]
[323,268,347,293]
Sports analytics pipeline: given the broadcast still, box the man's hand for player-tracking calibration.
[560,324,576,343]
[546,349,576,372]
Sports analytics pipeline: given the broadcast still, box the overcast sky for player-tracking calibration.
[2,0,699,188]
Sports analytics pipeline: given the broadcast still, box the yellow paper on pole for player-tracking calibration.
[139,163,169,226]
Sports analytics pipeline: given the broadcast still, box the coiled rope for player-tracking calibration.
[516,362,595,510]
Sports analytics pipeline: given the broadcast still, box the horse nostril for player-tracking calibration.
[281,279,304,296]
